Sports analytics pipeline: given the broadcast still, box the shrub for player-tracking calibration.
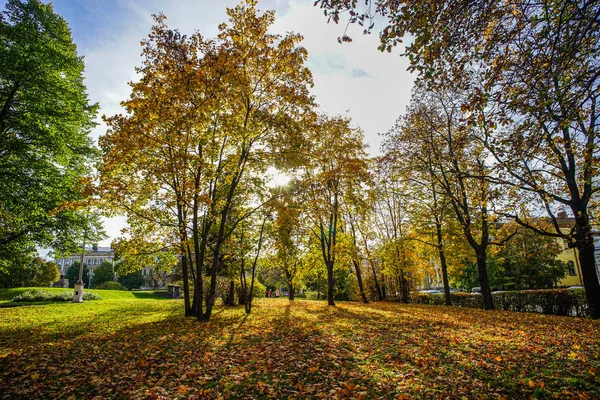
[83,292,103,301]
[95,281,123,290]
[410,289,588,317]
[304,290,322,300]
[13,289,102,302]
[235,278,267,304]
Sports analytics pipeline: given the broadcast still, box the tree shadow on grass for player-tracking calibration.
[130,291,172,300]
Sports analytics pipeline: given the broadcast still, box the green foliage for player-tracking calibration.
[65,261,89,288]
[453,256,506,292]
[118,270,145,290]
[13,289,101,302]
[235,277,266,304]
[0,255,58,288]
[0,0,99,261]
[496,230,568,290]
[95,281,123,290]
[91,261,115,288]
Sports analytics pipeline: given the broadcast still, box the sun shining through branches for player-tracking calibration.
[267,167,292,188]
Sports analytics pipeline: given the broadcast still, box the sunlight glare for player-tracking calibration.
[267,167,291,187]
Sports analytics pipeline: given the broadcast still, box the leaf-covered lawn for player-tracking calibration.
[1,299,599,399]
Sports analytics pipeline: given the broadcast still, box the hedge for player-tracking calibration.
[410,289,588,317]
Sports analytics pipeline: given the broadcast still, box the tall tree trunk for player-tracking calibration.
[363,237,383,301]
[398,270,409,303]
[369,259,383,301]
[477,250,494,310]
[180,253,192,316]
[435,221,451,306]
[326,260,335,306]
[287,281,295,301]
[226,279,235,306]
[352,259,369,303]
[575,217,600,319]
[176,202,194,317]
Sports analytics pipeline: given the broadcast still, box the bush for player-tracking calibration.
[13,289,102,302]
[304,290,322,300]
[235,278,267,304]
[95,281,123,290]
[410,289,588,317]
[83,292,103,301]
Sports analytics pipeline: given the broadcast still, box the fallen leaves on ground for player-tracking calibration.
[1,299,599,399]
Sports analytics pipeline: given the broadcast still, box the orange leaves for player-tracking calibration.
[3,299,600,398]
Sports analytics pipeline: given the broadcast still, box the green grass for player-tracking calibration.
[1,299,599,399]
[0,287,167,303]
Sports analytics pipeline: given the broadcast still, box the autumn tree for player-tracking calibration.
[385,86,501,309]
[380,120,456,304]
[300,115,369,306]
[220,200,270,313]
[371,157,418,303]
[342,211,370,303]
[269,183,308,301]
[100,1,313,321]
[317,0,600,317]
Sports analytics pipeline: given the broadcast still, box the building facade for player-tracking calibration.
[55,246,115,286]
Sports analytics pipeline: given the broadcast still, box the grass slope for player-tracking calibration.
[1,299,599,399]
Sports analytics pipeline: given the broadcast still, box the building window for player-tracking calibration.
[568,260,577,276]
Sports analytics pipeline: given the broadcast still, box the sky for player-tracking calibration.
[7,0,415,247]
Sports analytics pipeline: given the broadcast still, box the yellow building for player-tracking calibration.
[556,243,583,287]
[553,216,585,287]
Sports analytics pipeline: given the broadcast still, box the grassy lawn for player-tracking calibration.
[1,299,599,399]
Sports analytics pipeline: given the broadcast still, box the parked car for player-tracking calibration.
[418,289,442,295]
[471,287,481,293]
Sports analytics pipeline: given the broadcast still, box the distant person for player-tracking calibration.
[268,289,272,298]
[275,289,280,298]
